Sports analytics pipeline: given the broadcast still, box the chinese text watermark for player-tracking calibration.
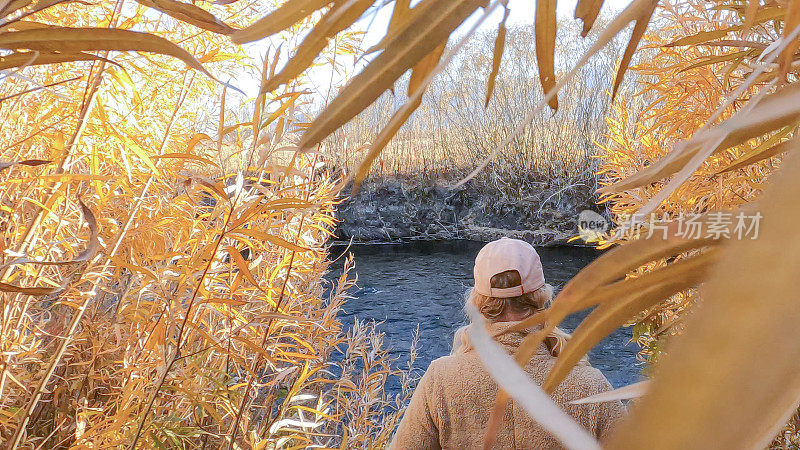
[577,210,763,241]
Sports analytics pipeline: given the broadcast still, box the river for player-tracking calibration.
[328,240,642,395]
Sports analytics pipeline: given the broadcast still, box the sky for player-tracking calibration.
[362,0,634,45]
[237,0,634,101]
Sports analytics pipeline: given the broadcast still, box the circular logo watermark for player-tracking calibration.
[577,210,609,242]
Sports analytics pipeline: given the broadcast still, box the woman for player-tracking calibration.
[390,238,624,449]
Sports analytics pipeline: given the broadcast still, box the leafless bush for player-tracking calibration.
[326,17,642,196]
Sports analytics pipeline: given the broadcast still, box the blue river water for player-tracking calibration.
[327,240,643,395]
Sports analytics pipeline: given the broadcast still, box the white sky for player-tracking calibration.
[235,0,634,101]
[362,0,634,45]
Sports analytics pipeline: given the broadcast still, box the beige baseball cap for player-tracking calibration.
[473,237,545,298]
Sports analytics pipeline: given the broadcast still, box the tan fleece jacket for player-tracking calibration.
[389,321,625,449]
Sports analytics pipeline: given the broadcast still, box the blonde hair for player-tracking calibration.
[468,270,568,356]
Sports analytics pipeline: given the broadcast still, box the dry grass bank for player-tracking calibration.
[324,20,638,191]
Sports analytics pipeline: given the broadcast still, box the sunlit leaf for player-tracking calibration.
[484,6,508,107]
[224,245,261,290]
[0,199,99,267]
[0,282,60,295]
[0,158,50,172]
[364,0,411,55]
[0,0,33,19]
[299,0,489,150]
[606,142,800,450]
[230,229,311,252]
[258,0,374,94]
[408,43,445,97]
[574,0,604,37]
[0,27,216,79]
[534,0,558,110]
[135,0,234,35]
[570,380,650,405]
[743,0,759,30]
[678,49,757,73]
[230,0,332,44]
[664,7,783,47]
[716,137,792,174]
[543,249,718,394]
[600,81,800,194]
[73,199,100,262]
[0,50,110,70]
[153,152,219,167]
[611,0,657,100]
[780,0,800,77]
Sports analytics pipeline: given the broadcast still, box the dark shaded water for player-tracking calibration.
[329,240,642,394]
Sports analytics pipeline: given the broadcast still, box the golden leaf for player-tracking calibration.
[543,249,718,394]
[299,0,489,150]
[0,27,216,79]
[574,0,604,37]
[230,0,332,44]
[135,0,234,35]
[258,0,374,94]
[535,0,558,110]
[484,6,508,108]
[611,0,658,100]
[606,140,800,450]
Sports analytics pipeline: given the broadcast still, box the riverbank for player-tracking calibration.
[334,177,601,245]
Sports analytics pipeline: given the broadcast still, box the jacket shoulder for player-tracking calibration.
[422,352,490,388]
[426,352,478,374]
[557,362,615,400]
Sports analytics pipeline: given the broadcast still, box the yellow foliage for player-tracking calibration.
[1,1,409,448]
[598,0,783,362]
[598,0,799,446]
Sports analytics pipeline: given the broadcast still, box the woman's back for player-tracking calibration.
[390,239,625,449]
[390,321,624,449]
